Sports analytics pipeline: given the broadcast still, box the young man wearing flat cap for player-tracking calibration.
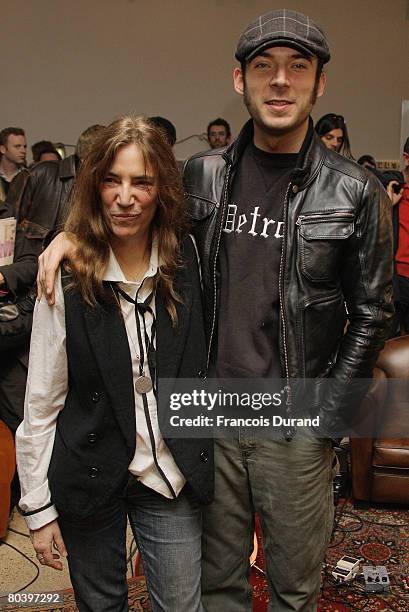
[38,7,393,612]
[183,8,393,611]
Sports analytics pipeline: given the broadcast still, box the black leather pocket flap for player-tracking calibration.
[299,219,354,240]
[20,219,49,240]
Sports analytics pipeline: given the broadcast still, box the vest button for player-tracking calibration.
[91,392,100,403]
[292,185,299,194]
[200,450,208,462]
[89,466,99,478]
[88,433,97,443]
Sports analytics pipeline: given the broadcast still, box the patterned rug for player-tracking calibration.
[0,577,151,612]
[2,501,408,612]
[251,500,409,611]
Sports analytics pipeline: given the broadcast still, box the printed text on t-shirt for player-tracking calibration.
[223,203,283,239]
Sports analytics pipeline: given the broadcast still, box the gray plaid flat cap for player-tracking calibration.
[235,9,330,64]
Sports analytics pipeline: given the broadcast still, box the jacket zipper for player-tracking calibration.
[296,211,355,225]
[278,182,293,435]
[206,163,232,372]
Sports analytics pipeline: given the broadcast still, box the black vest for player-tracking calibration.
[48,236,213,519]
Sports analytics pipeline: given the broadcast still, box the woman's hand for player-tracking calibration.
[37,233,77,305]
[30,520,68,571]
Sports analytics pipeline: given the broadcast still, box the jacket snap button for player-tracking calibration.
[91,392,100,403]
[200,450,208,462]
[292,185,299,194]
[89,466,99,478]
[88,433,97,443]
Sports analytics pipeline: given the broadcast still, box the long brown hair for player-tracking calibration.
[64,116,188,323]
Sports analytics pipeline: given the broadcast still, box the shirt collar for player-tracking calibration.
[0,166,24,182]
[103,234,159,284]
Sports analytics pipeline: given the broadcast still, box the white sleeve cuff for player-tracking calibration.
[23,505,59,531]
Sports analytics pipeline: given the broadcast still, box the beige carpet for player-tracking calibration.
[0,577,151,611]
[0,512,150,611]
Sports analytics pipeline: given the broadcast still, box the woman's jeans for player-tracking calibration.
[59,478,203,612]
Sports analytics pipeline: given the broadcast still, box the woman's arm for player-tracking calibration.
[16,268,68,532]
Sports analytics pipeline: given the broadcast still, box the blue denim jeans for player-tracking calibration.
[59,478,203,612]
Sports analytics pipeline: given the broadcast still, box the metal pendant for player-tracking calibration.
[135,375,153,395]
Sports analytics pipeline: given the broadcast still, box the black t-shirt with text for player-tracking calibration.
[216,142,297,378]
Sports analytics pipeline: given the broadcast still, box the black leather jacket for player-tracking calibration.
[183,119,394,432]
[0,155,77,431]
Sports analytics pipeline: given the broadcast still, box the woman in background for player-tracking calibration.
[315,113,354,159]
[16,116,212,612]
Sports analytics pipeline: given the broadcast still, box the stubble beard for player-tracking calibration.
[243,78,319,138]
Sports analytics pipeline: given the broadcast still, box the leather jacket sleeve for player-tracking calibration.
[0,198,39,351]
[1,227,38,297]
[0,291,35,353]
[6,169,30,221]
[317,173,395,434]
[1,163,64,297]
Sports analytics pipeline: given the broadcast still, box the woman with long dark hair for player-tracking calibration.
[315,113,354,159]
[16,116,212,612]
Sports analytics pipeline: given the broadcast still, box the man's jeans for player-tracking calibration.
[201,428,335,612]
[59,479,203,612]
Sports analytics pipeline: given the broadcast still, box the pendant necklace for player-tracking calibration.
[110,279,156,396]
[111,279,175,498]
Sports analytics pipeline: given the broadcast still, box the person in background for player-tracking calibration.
[0,124,105,531]
[364,165,405,337]
[16,116,212,612]
[404,137,409,184]
[31,140,61,164]
[207,118,231,149]
[357,154,377,170]
[315,113,354,158]
[7,124,105,224]
[393,137,409,333]
[0,127,27,200]
[0,227,37,539]
[149,116,177,147]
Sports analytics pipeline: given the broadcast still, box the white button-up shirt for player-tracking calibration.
[16,240,185,530]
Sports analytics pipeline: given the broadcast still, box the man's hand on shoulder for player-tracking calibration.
[37,232,78,305]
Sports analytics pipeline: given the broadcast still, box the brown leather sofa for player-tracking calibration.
[350,335,409,505]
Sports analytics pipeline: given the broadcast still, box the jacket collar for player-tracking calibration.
[59,154,78,179]
[224,116,326,191]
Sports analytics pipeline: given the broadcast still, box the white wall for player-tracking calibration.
[1,0,408,161]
